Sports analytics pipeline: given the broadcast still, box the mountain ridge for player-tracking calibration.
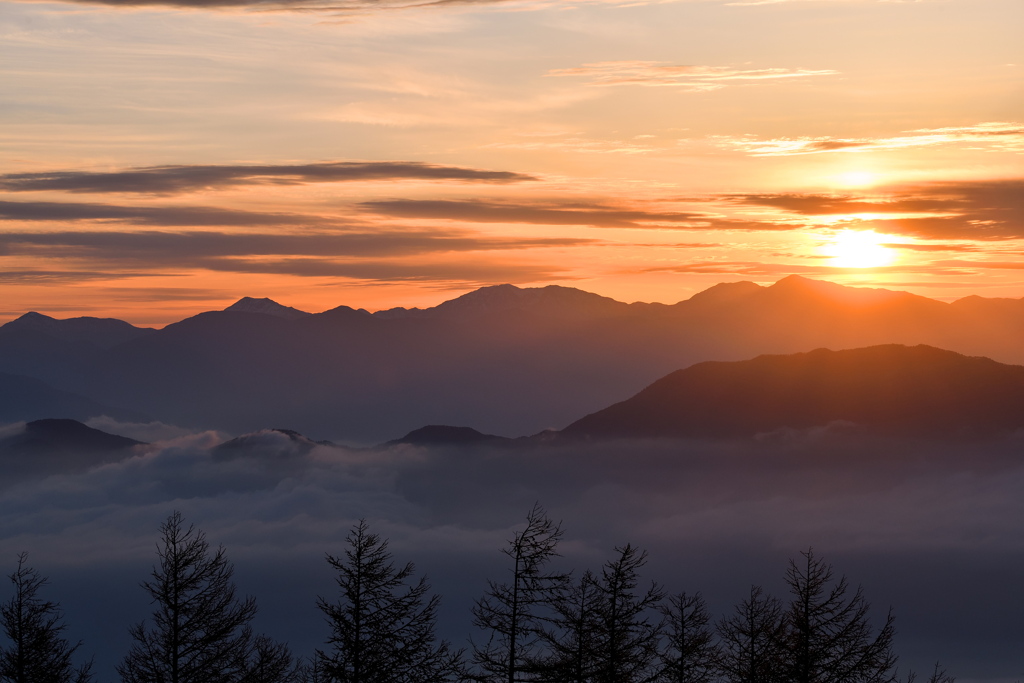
[8,276,1024,442]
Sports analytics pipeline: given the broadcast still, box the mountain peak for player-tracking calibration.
[223,297,311,320]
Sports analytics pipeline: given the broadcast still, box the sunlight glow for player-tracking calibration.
[837,171,879,188]
[823,230,896,268]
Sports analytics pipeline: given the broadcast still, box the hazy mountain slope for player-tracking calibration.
[0,418,145,478]
[563,344,1024,439]
[6,277,1024,442]
[0,372,148,424]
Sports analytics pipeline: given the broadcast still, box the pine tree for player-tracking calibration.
[471,504,569,683]
[0,554,92,683]
[315,519,461,683]
[539,570,601,683]
[657,592,718,683]
[716,586,785,683]
[782,549,897,683]
[590,545,664,683]
[119,511,296,683]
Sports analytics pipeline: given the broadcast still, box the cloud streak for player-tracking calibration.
[730,179,1024,240]
[359,199,711,228]
[0,230,587,283]
[548,62,837,91]
[713,122,1024,156]
[0,162,536,196]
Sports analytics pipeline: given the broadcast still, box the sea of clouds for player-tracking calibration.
[1,419,1022,681]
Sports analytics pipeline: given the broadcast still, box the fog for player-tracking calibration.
[1,421,1022,681]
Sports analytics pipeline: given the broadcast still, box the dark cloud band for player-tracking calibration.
[0,162,536,195]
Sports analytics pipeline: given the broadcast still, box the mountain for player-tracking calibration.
[1,311,154,349]
[8,277,1024,442]
[213,427,337,458]
[375,284,634,320]
[563,344,1024,439]
[223,297,311,320]
[0,418,145,478]
[0,372,149,424]
[385,425,510,447]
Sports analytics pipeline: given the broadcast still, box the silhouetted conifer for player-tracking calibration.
[316,519,461,683]
[118,511,296,683]
[0,554,92,683]
[656,592,718,683]
[716,586,786,683]
[471,504,569,683]
[782,549,896,683]
[589,545,663,683]
[538,570,601,683]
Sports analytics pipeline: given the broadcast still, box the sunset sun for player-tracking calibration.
[824,230,896,268]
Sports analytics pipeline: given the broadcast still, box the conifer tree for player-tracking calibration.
[0,554,92,683]
[657,592,718,683]
[471,504,568,683]
[589,545,664,683]
[783,549,896,683]
[539,570,601,683]
[119,511,296,683]
[716,586,785,683]
[316,519,461,683]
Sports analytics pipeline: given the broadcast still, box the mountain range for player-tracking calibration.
[6,276,1024,442]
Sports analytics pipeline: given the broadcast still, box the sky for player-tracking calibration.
[1,0,1022,325]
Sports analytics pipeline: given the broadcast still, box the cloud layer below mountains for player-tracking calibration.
[2,422,1023,680]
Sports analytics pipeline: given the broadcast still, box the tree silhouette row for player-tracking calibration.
[0,506,954,683]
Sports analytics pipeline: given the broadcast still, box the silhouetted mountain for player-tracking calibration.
[0,418,145,478]
[375,284,633,320]
[563,344,1024,439]
[386,425,510,447]
[213,428,338,458]
[9,277,1024,442]
[223,297,311,319]
[1,311,154,349]
[0,372,149,424]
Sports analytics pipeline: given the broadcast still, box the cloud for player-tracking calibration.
[0,162,536,196]
[547,62,837,91]
[713,122,1024,156]
[0,230,590,282]
[0,200,307,227]
[359,199,710,228]
[730,179,1024,241]
[3,432,1024,677]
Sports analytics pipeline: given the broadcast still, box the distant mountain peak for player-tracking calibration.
[431,283,628,318]
[223,297,311,320]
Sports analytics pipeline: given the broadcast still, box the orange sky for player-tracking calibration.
[0,0,1021,325]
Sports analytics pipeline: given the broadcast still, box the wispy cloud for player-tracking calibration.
[713,122,1024,156]
[360,199,714,228]
[0,162,535,196]
[0,230,592,267]
[0,200,308,227]
[730,179,1024,240]
[547,62,837,91]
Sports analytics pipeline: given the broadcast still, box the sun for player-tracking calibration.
[823,230,895,268]
[837,171,879,188]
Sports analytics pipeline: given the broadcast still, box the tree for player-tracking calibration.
[782,549,897,683]
[716,586,785,683]
[471,504,569,683]
[589,545,664,683]
[0,553,92,683]
[315,519,461,683]
[657,592,718,683]
[538,570,602,683]
[119,511,296,683]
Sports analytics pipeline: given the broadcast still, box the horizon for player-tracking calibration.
[4,274,1022,328]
